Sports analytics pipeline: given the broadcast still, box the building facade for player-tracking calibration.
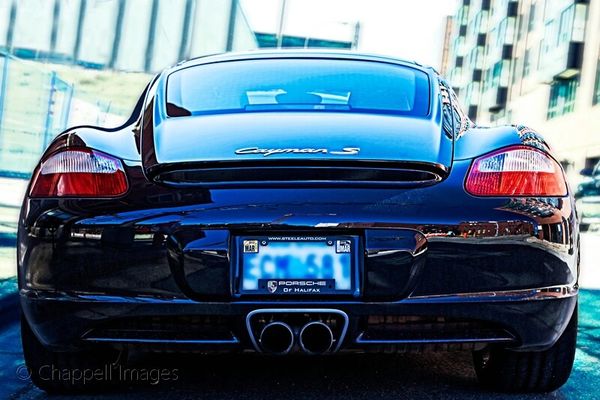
[0,0,257,73]
[440,16,454,76]
[446,0,600,179]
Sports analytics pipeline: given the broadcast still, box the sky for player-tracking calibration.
[240,0,459,70]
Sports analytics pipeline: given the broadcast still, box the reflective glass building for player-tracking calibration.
[0,0,257,72]
[445,0,600,177]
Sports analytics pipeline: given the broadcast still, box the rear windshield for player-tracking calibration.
[166,59,430,117]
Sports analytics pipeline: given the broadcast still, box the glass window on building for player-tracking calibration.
[512,56,521,84]
[468,48,478,69]
[498,18,508,44]
[488,18,508,61]
[528,2,536,32]
[523,49,531,76]
[493,0,508,18]
[457,3,469,26]
[471,11,483,35]
[558,5,574,46]
[453,35,466,59]
[483,61,504,92]
[484,67,493,91]
[543,0,575,20]
[536,40,544,70]
[572,3,587,41]
[547,77,578,119]
[542,19,559,55]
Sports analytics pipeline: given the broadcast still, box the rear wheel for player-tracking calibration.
[21,315,121,393]
[473,306,577,393]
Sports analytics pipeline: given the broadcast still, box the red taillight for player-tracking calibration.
[29,149,128,198]
[465,146,567,197]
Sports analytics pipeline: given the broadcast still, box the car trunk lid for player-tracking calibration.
[142,112,453,187]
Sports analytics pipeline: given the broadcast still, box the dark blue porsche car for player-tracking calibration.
[18,51,578,393]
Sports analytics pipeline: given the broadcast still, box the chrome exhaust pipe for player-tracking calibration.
[259,321,294,354]
[299,321,334,354]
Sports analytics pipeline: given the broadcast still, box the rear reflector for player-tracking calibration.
[30,149,128,197]
[465,146,567,197]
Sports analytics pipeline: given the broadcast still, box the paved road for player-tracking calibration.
[0,234,598,399]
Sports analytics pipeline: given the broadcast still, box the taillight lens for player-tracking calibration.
[465,146,567,197]
[30,149,128,197]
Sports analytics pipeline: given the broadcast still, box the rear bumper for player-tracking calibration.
[21,286,577,353]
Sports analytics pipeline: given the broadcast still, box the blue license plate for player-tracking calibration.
[238,235,357,295]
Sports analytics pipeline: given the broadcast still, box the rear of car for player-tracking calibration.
[17,52,578,393]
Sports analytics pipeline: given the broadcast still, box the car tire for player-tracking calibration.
[580,223,590,232]
[473,306,577,393]
[21,315,121,393]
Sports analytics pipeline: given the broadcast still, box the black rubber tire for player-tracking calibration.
[21,315,120,394]
[579,223,590,232]
[473,306,577,393]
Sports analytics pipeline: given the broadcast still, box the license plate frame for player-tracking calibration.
[234,234,360,297]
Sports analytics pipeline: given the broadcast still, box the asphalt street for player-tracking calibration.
[0,234,598,399]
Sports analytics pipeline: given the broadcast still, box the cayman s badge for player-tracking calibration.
[234,147,360,157]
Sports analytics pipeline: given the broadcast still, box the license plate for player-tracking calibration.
[237,235,357,295]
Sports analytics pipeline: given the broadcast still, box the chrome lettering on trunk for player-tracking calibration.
[234,147,360,156]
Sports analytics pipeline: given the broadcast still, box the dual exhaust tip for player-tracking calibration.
[259,321,334,355]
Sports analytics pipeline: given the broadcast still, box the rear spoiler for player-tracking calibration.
[148,159,449,189]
